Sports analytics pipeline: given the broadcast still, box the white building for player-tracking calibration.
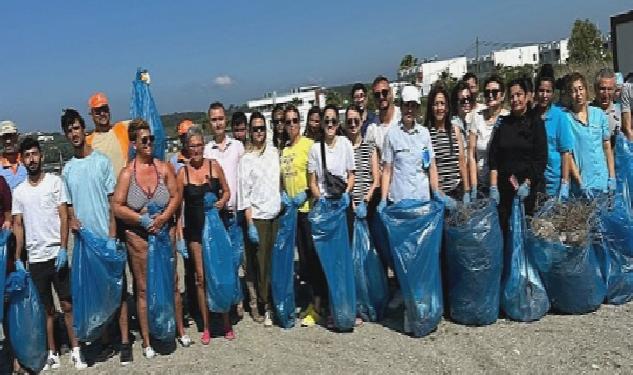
[539,39,569,65]
[398,56,467,96]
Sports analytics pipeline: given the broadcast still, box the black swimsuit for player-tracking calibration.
[183,161,221,243]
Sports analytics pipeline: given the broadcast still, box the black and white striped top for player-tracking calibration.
[352,142,375,206]
[429,127,461,193]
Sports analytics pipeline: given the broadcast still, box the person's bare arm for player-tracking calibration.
[623,111,632,140]
[309,172,321,199]
[149,162,181,233]
[429,160,440,194]
[380,163,393,201]
[604,140,615,179]
[59,203,69,250]
[346,171,355,194]
[13,214,23,262]
[175,168,186,240]
[468,132,478,191]
[490,170,498,187]
[112,167,140,225]
[561,152,570,184]
[568,154,582,185]
[455,127,470,192]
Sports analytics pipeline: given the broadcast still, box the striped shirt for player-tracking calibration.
[351,142,375,206]
[429,127,461,192]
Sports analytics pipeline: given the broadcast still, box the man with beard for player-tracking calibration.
[60,109,132,365]
[364,76,401,156]
[0,120,27,190]
[86,93,129,177]
[12,137,87,370]
[351,83,377,138]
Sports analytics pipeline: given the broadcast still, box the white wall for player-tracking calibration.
[493,45,540,67]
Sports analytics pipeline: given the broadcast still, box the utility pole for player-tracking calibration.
[475,36,480,74]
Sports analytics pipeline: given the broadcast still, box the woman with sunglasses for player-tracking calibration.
[304,106,323,142]
[238,112,281,327]
[468,75,508,199]
[175,125,234,344]
[451,80,484,140]
[272,104,288,152]
[112,119,188,358]
[425,85,469,203]
[488,79,548,234]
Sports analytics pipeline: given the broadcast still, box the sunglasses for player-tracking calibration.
[459,97,473,105]
[373,89,389,100]
[92,106,109,115]
[323,119,338,127]
[140,135,155,145]
[284,118,299,126]
[251,125,266,133]
[346,118,361,127]
[484,89,501,98]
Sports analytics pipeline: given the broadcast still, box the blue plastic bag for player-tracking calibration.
[309,198,356,330]
[0,229,10,322]
[146,203,176,341]
[368,210,393,269]
[529,200,606,314]
[130,68,166,160]
[596,190,633,305]
[72,228,126,341]
[222,212,244,305]
[352,215,389,322]
[501,198,550,321]
[615,134,633,208]
[271,202,298,328]
[202,193,239,313]
[6,270,47,372]
[444,199,503,325]
[381,199,443,337]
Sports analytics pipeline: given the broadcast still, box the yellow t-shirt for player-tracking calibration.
[90,129,126,177]
[281,137,314,213]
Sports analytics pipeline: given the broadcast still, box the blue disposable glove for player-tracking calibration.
[462,192,471,205]
[139,213,153,230]
[281,191,292,207]
[558,181,569,201]
[490,186,500,205]
[470,187,478,202]
[434,191,457,211]
[247,223,260,245]
[377,199,387,213]
[608,177,616,193]
[517,182,530,200]
[580,183,594,200]
[341,192,350,208]
[293,191,308,206]
[106,238,117,253]
[15,260,25,272]
[355,202,367,219]
[55,248,68,272]
[176,238,189,259]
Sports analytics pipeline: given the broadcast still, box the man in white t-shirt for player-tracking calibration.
[12,138,87,370]
[364,76,401,156]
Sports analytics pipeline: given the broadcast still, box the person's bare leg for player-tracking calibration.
[45,306,56,351]
[60,301,80,348]
[189,242,209,333]
[127,233,150,348]
[119,300,129,344]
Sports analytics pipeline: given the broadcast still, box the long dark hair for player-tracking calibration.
[273,104,288,150]
[425,84,455,155]
[303,106,322,141]
[451,80,471,118]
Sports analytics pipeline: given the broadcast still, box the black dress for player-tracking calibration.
[183,162,221,243]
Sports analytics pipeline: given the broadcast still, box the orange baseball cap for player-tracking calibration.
[177,120,194,135]
[88,92,109,109]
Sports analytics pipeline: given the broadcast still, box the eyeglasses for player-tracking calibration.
[373,89,389,100]
[484,89,501,98]
[140,135,155,145]
[284,118,299,126]
[251,126,266,133]
[346,118,361,127]
[459,97,473,105]
[323,119,338,127]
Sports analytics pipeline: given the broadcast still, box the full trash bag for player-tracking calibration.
[221,211,244,305]
[501,198,550,321]
[72,228,126,341]
[130,68,166,160]
[444,199,503,325]
[596,189,633,305]
[0,229,10,322]
[6,270,47,372]
[202,193,240,313]
[368,210,393,269]
[529,200,606,314]
[352,214,389,322]
[381,199,444,337]
[309,198,356,330]
[146,202,176,341]
[271,201,298,328]
[615,133,633,207]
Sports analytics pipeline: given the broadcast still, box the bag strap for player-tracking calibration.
[320,139,328,195]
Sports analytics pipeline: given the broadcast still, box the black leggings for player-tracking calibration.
[296,212,327,299]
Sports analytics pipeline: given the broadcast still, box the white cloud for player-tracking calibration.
[213,75,234,87]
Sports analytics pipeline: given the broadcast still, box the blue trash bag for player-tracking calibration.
[352,215,389,322]
[444,199,503,325]
[222,211,244,305]
[368,210,393,269]
[6,270,47,372]
[0,229,10,322]
[381,199,444,337]
[202,192,240,313]
[146,202,176,341]
[595,189,633,305]
[271,201,298,328]
[528,199,606,314]
[130,67,166,160]
[501,198,550,321]
[72,228,126,341]
[615,133,633,208]
[309,198,356,330]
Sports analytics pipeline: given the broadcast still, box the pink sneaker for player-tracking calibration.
[201,330,211,345]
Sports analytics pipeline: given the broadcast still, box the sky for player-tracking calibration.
[0,0,630,132]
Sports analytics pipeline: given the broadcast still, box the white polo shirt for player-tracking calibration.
[204,136,244,211]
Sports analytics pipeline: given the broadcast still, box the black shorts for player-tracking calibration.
[30,258,71,308]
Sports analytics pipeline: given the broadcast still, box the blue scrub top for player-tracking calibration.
[543,105,574,196]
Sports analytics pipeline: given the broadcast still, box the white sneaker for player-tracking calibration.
[264,310,273,327]
[143,346,156,359]
[388,290,404,309]
[71,348,88,369]
[43,352,60,371]
[403,310,412,334]
[178,335,192,348]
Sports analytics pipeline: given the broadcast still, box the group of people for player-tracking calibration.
[1,64,632,371]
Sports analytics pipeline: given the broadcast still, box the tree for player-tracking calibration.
[568,19,606,64]
[400,54,415,69]
[325,91,343,107]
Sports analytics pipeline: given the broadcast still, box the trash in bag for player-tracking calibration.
[271,201,298,329]
[528,198,606,314]
[130,68,166,160]
[444,199,503,325]
[202,192,240,313]
[501,198,550,321]
[0,229,10,322]
[6,269,47,372]
[309,198,356,330]
[72,228,126,341]
[352,215,389,322]
[146,202,176,341]
[381,199,443,337]
[595,188,633,305]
